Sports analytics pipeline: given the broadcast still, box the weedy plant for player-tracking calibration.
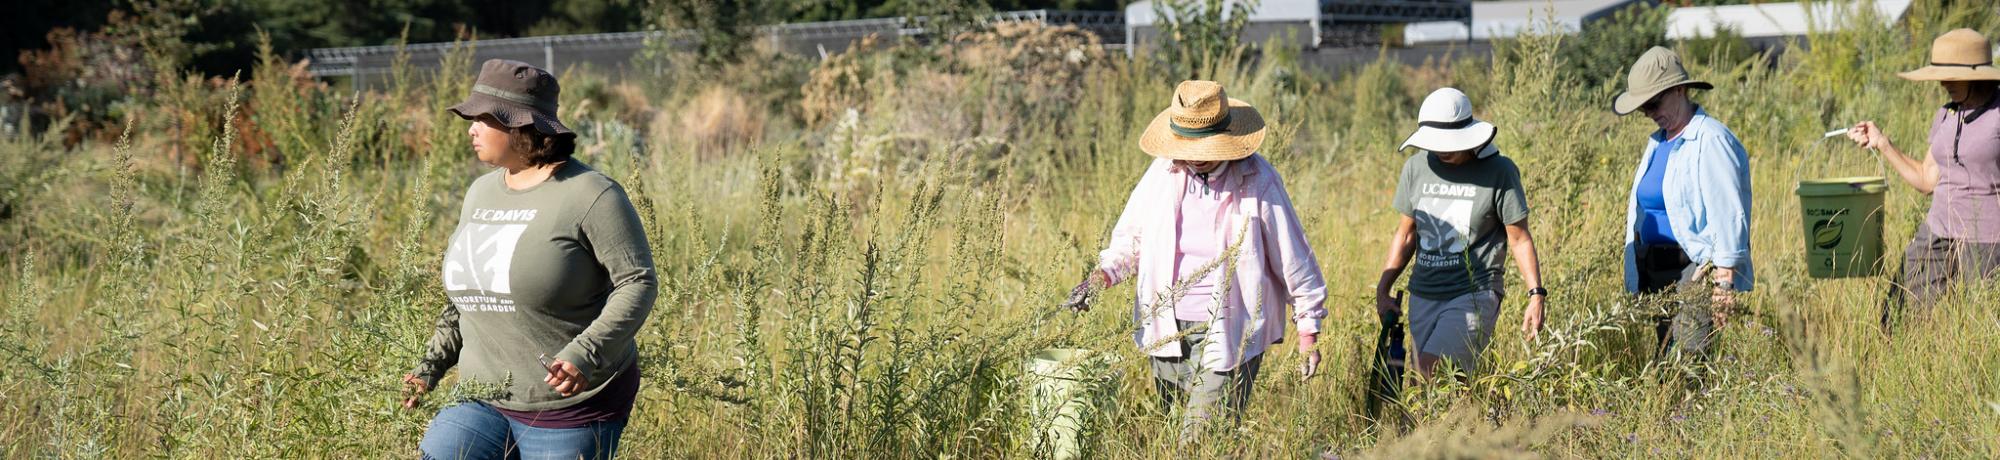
[2,4,1999,459]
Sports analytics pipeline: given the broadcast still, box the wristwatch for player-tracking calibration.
[1526,287,1549,298]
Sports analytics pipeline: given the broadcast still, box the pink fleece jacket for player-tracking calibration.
[1097,153,1328,371]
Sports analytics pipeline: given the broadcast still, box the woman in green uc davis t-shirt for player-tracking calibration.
[402,59,657,460]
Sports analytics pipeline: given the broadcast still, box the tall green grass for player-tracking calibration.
[2,2,1998,458]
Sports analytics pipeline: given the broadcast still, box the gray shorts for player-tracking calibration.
[1408,289,1502,372]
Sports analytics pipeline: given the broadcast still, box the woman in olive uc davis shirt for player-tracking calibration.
[402,59,657,460]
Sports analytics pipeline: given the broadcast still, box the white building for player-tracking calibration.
[1404,0,1923,46]
[1664,0,1912,40]
[1125,0,1328,48]
[1404,0,1640,44]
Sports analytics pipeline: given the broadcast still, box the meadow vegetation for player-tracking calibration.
[2,1,1998,457]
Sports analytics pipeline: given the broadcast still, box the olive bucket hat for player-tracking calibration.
[1613,46,1714,116]
[1897,29,2000,82]
[448,59,574,138]
[1137,80,1268,161]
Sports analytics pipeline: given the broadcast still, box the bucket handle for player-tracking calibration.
[1795,127,1888,188]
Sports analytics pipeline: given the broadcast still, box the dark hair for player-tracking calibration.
[510,126,576,167]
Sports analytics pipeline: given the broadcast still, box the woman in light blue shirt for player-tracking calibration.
[1612,47,1754,359]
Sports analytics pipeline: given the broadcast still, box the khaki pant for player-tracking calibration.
[1148,320,1262,443]
[1882,224,2000,331]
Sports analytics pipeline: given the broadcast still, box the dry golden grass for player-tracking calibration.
[3,6,1999,459]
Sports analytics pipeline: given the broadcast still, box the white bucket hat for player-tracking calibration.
[1400,87,1498,158]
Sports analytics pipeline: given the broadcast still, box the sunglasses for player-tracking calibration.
[1639,87,1684,114]
[1639,96,1664,113]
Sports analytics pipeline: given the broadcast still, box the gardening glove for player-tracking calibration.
[1298,332,1321,378]
[1060,270,1106,312]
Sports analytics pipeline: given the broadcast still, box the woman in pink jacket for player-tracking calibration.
[1062,80,1328,442]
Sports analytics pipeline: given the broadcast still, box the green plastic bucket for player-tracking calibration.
[1794,176,1888,278]
[1023,348,1118,460]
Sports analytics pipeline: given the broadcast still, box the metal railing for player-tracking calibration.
[302,5,1487,78]
[1322,0,1470,23]
[305,10,1129,78]
[307,30,677,77]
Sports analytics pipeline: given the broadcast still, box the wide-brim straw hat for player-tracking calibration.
[1897,29,2000,82]
[448,59,575,138]
[1613,46,1714,116]
[1138,80,1267,162]
[1401,87,1498,157]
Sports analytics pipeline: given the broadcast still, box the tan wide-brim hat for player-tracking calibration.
[1138,80,1267,162]
[1613,46,1714,116]
[1897,29,2000,82]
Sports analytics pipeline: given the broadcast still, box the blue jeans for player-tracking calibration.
[419,402,626,460]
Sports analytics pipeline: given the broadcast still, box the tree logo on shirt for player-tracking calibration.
[443,212,532,312]
[1414,196,1473,268]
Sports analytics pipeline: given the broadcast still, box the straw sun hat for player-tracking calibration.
[1400,87,1498,158]
[1897,28,2000,82]
[1138,80,1267,162]
[1613,46,1714,116]
[448,59,575,138]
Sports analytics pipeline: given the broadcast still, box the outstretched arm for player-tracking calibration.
[1850,120,1940,194]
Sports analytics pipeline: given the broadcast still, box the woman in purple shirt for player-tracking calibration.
[1848,29,2000,330]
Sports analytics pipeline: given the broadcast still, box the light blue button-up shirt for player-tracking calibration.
[1622,106,1755,293]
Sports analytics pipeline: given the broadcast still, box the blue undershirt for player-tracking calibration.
[1637,137,1681,245]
